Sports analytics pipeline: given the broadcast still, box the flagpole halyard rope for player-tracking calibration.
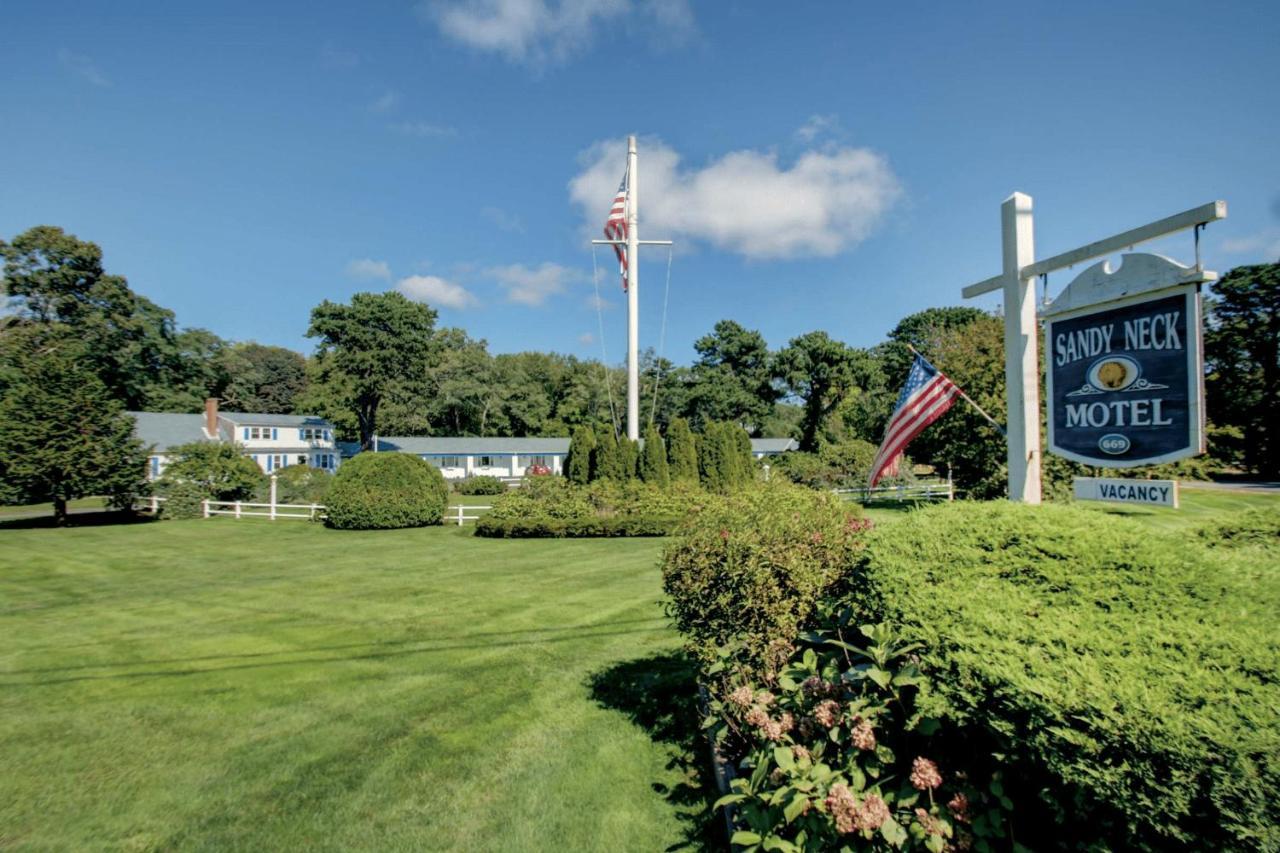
[590,245,621,435]
[648,245,674,428]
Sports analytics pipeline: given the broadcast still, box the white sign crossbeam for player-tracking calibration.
[963,200,1226,298]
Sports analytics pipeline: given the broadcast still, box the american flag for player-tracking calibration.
[868,353,960,487]
[603,170,629,290]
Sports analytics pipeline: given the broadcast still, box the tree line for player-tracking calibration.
[3,224,1277,518]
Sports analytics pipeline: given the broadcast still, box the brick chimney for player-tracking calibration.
[205,398,219,438]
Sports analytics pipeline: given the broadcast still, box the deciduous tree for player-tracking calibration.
[306,292,439,450]
[1205,262,1280,476]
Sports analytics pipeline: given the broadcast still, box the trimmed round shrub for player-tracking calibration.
[453,475,505,496]
[157,479,208,520]
[323,453,448,530]
[661,481,869,681]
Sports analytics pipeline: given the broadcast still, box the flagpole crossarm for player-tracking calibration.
[591,239,674,246]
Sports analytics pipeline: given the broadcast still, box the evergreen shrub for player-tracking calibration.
[661,481,869,681]
[474,515,677,538]
[1196,504,1280,550]
[476,478,703,537]
[157,479,208,520]
[454,475,506,496]
[323,453,448,530]
[857,502,1280,850]
[254,464,333,505]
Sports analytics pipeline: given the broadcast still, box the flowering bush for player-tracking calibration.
[710,609,1014,852]
[661,482,870,682]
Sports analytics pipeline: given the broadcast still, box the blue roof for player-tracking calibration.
[129,412,211,452]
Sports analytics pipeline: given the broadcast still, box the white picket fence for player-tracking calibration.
[834,482,954,503]
[138,494,492,525]
[445,504,492,526]
[205,500,324,520]
[135,495,324,520]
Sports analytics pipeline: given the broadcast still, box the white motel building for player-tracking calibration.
[132,398,797,482]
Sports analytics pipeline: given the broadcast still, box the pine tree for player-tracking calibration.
[0,335,148,524]
[591,425,623,481]
[731,422,756,486]
[640,425,671,488]
[698,422,724,489]
[565,425,596,485]
[667,417,699,483]
[619,437,640,481]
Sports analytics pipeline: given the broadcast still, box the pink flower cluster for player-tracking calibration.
[745,707,794,742]
[727,685,754,709]
[947,792,971,824]
[850,717,876,751]
[812,699,842,729]
[825,784,890,834]
[914,808,945,837]
[910,757,943,791]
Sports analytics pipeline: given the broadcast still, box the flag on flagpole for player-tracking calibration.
[603,170,629,291]
[868,352,961,487]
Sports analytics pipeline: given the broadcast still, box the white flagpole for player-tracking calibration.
[626,134,640,441]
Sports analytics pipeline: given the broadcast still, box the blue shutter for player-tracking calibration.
[243,427,249,440]
[272,428,278,440]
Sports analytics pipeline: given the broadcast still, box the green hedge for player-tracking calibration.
[661,481,869,681]
[323,453,448,530]
[857,502,1280,850]
[453,475,506,496]
[476,478,705,537]
[474,515,679,538]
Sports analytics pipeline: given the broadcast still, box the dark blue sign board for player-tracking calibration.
[1045,264,1205,467]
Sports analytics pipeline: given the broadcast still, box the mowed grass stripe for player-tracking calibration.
[0,521,688,851]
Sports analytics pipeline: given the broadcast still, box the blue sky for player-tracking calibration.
[2,0,1277,364]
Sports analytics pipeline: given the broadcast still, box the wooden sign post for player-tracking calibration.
[960,196,1225,503]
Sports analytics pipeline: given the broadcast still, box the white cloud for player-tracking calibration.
[569,137,902,259]
[586,293,614,311]
[397,274,478,309]
[345,258,392,281]
[57,48,111,87]
[795,114,839,143]
[424,0,693,65]
[393,120,458,138]
[369,91,399,113]
[487,262,585,306]
[578,331,595,346]
[1221,230,1280,261]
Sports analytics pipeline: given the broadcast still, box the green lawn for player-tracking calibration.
[0,519,715,851]
[0,496,107,518]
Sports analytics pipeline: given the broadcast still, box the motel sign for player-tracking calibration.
[1044,253,1209,467]
[961,197,1224,501]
